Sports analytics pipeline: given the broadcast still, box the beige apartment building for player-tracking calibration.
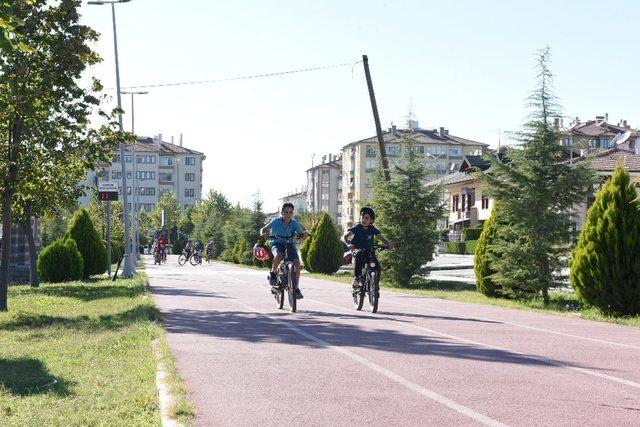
[306,154,343,229]
[79,135,206,212]
[341,123,488,228]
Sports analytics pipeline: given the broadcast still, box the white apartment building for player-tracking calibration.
[278,188,307,214]
[78,136,206,212]
[306,154,343,229]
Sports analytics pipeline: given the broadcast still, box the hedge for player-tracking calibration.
[463,226,484,241]
[444,242,466,254]
[465,240,478,254]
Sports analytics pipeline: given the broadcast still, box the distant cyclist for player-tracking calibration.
[205,240,214,261]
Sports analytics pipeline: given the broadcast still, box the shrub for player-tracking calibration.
[66,208,108,277]
[301,220,320,272]
[172,238,183,255]
[463,226,483,241]
[444,242,465,254]
[439,228,450,242]
[465,240,478,254]
[306,213,343,274]
[474,204,503,297]
[570,166,640,315]
[37,238,84,283]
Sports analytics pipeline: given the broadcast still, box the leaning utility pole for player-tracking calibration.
[362,54,391,181]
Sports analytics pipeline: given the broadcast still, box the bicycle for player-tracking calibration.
[352,245,387,313]
[190,248,202,266]
[178,249,191,266]
[270,233,303,313]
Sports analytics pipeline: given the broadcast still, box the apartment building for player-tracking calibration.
[341,122,488,228]
[306,154,343,229]
[559,115,639,157]
[278,188,308,214]
[79,135,206,212]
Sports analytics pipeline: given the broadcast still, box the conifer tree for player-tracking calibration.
[66,208,108,277]
[570,166,640,315]
[372,140,445,285]
[474,203,504,297]
[306,212,343,274]
[479,47,594,303]
[301,220,320,272]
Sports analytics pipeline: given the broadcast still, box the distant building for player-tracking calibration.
[78,135,206,212]
[559,115,639,158]
[306,154,343,229]
[278,188,307,214]
[341,122,488,228]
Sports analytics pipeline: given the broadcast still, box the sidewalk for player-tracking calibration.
[426,253,474,271]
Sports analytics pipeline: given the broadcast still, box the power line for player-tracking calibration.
[119,62,355,90]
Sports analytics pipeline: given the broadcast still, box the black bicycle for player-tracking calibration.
[190,248,202,265]
[352,246,387,313]
[270,233,302,313]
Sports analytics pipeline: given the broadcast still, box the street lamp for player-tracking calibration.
[121,90,148,261]
[89,0,135,277]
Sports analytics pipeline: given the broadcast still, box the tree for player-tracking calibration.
[0,1,32,53]
[305,212,343,274]
[479,47,594,304]
[300,220,320,272]
[570,166,640,315]
[150,191,181,240]
[0,0,120,310]
[372,140,445,285]
[192,189,232,259]
[474,203,504,297]
[66,208,108,277]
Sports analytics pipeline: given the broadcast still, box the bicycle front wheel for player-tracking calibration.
[353,281,365,311]
[178,254,187,266]
[287,265,297,313]
[368,271,379,313]
[190,254,201,265]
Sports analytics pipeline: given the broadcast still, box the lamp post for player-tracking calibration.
[88,0,135,277]
[121,90,148,261]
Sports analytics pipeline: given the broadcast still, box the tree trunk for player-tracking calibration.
[0,190,13,311]
[22,201,39,288]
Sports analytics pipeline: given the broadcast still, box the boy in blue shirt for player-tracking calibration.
[260,202,310,298]
[341,206,393,289]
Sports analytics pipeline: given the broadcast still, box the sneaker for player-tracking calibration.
[352,278,361,289]
[268,272,277,286]
[294,288,304,299]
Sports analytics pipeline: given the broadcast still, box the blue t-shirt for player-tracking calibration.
[266,217,304,244]
[348,224,381,250]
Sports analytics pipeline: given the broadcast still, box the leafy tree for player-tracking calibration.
[192,189,232,259]
[570,166,640,315]
[0,1,32,53]
[372,140,445,285]
[150,191,181,241]
[66,208,108,277]
[479,47,594,304]
[85,197,125,260]
[37,238,83,283]
[40,204,78,248]
[306,212,343,274]
[0,0,122,309]
[474,203,504,297]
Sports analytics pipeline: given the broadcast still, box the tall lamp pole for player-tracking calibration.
[88,0,135,277]
[121,90,148,261]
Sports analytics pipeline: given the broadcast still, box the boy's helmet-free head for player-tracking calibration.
[360,206,376,223]
[253,243,270,262]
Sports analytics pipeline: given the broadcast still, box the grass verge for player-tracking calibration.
[0,273,194,426]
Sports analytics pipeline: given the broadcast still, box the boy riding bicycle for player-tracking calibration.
[341,206,394,289]
[260,202,309,299]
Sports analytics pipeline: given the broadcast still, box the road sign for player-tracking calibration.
[98,182,119,201]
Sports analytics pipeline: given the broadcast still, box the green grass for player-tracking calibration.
[305,271,640,328]
[0,274,193,426]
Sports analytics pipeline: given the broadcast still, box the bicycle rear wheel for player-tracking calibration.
[368,271,379,313]
[190,253,201,265]
[178,254,187,266]
[274,281,284,309]
[287,264,297,313]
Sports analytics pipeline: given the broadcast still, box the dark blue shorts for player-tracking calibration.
[271,242,299,261]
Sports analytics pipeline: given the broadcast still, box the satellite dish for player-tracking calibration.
[618,130,632,145]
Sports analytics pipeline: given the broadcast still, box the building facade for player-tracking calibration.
[306,154,343,229]
[341,123,488,228]
[559,115,639,158]
[78,136,206,212]
[278,188,307,214]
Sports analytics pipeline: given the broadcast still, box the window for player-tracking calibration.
[387,146,400,157]
[126,187,131,195]
[185,157,196,166]
[137,155,156,164]
[449,148,462,158]
[599,138,610,148]
[160,189,172,197]
[365,177,373,188]
[112,154,121,163]
[112,170,121,179]
[184,188,195,198]
[452,195,459,212]
[125,155,132,163]
[365,159,376,172]
[562,138,572,146]
[321,181,329,188]
[127,172,132,179]
[321,204,329,211]
[366,145,376,157]
[411,145,424,154]
[137,187,155,196]
[426,146,445,156]
[185,173,195,182]
[160,156,173,166]
[481,195,489,210]
[321,193,329,200]
[159,172,173,182]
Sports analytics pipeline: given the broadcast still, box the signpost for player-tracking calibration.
[98,182,119,276]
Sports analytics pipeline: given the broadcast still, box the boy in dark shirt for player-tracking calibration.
[341,206,394,289]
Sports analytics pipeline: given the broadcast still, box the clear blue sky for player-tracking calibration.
[79,0,640,212]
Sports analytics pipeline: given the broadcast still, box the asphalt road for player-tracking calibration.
[147,256,640,426]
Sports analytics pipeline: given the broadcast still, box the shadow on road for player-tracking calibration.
[160,308,589,369]
[150,285,223,299]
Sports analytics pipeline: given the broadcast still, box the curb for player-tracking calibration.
[152,340,180,427]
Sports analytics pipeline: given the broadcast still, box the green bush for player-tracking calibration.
[232,237,252,265]
[171,238,183,255]
[570,166,640,315]
[463,226,484,241]
[439,228,450,242]
[37,238,84,283]
[474,204,503,297]
[465,240,478,254]
[306,213,343,274]
[66,208,108,277]
[444,242,466,254]
[301,220,320,272]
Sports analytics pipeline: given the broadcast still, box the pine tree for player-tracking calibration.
[66,208,108,277]
[474,203,504,297]
[306,212,343,274]
[372,139,445,285]
[301,220,320,272]
[570,166,640,315]
[479,47,594,303]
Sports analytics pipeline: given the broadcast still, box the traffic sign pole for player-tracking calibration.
[106,200,111,276]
